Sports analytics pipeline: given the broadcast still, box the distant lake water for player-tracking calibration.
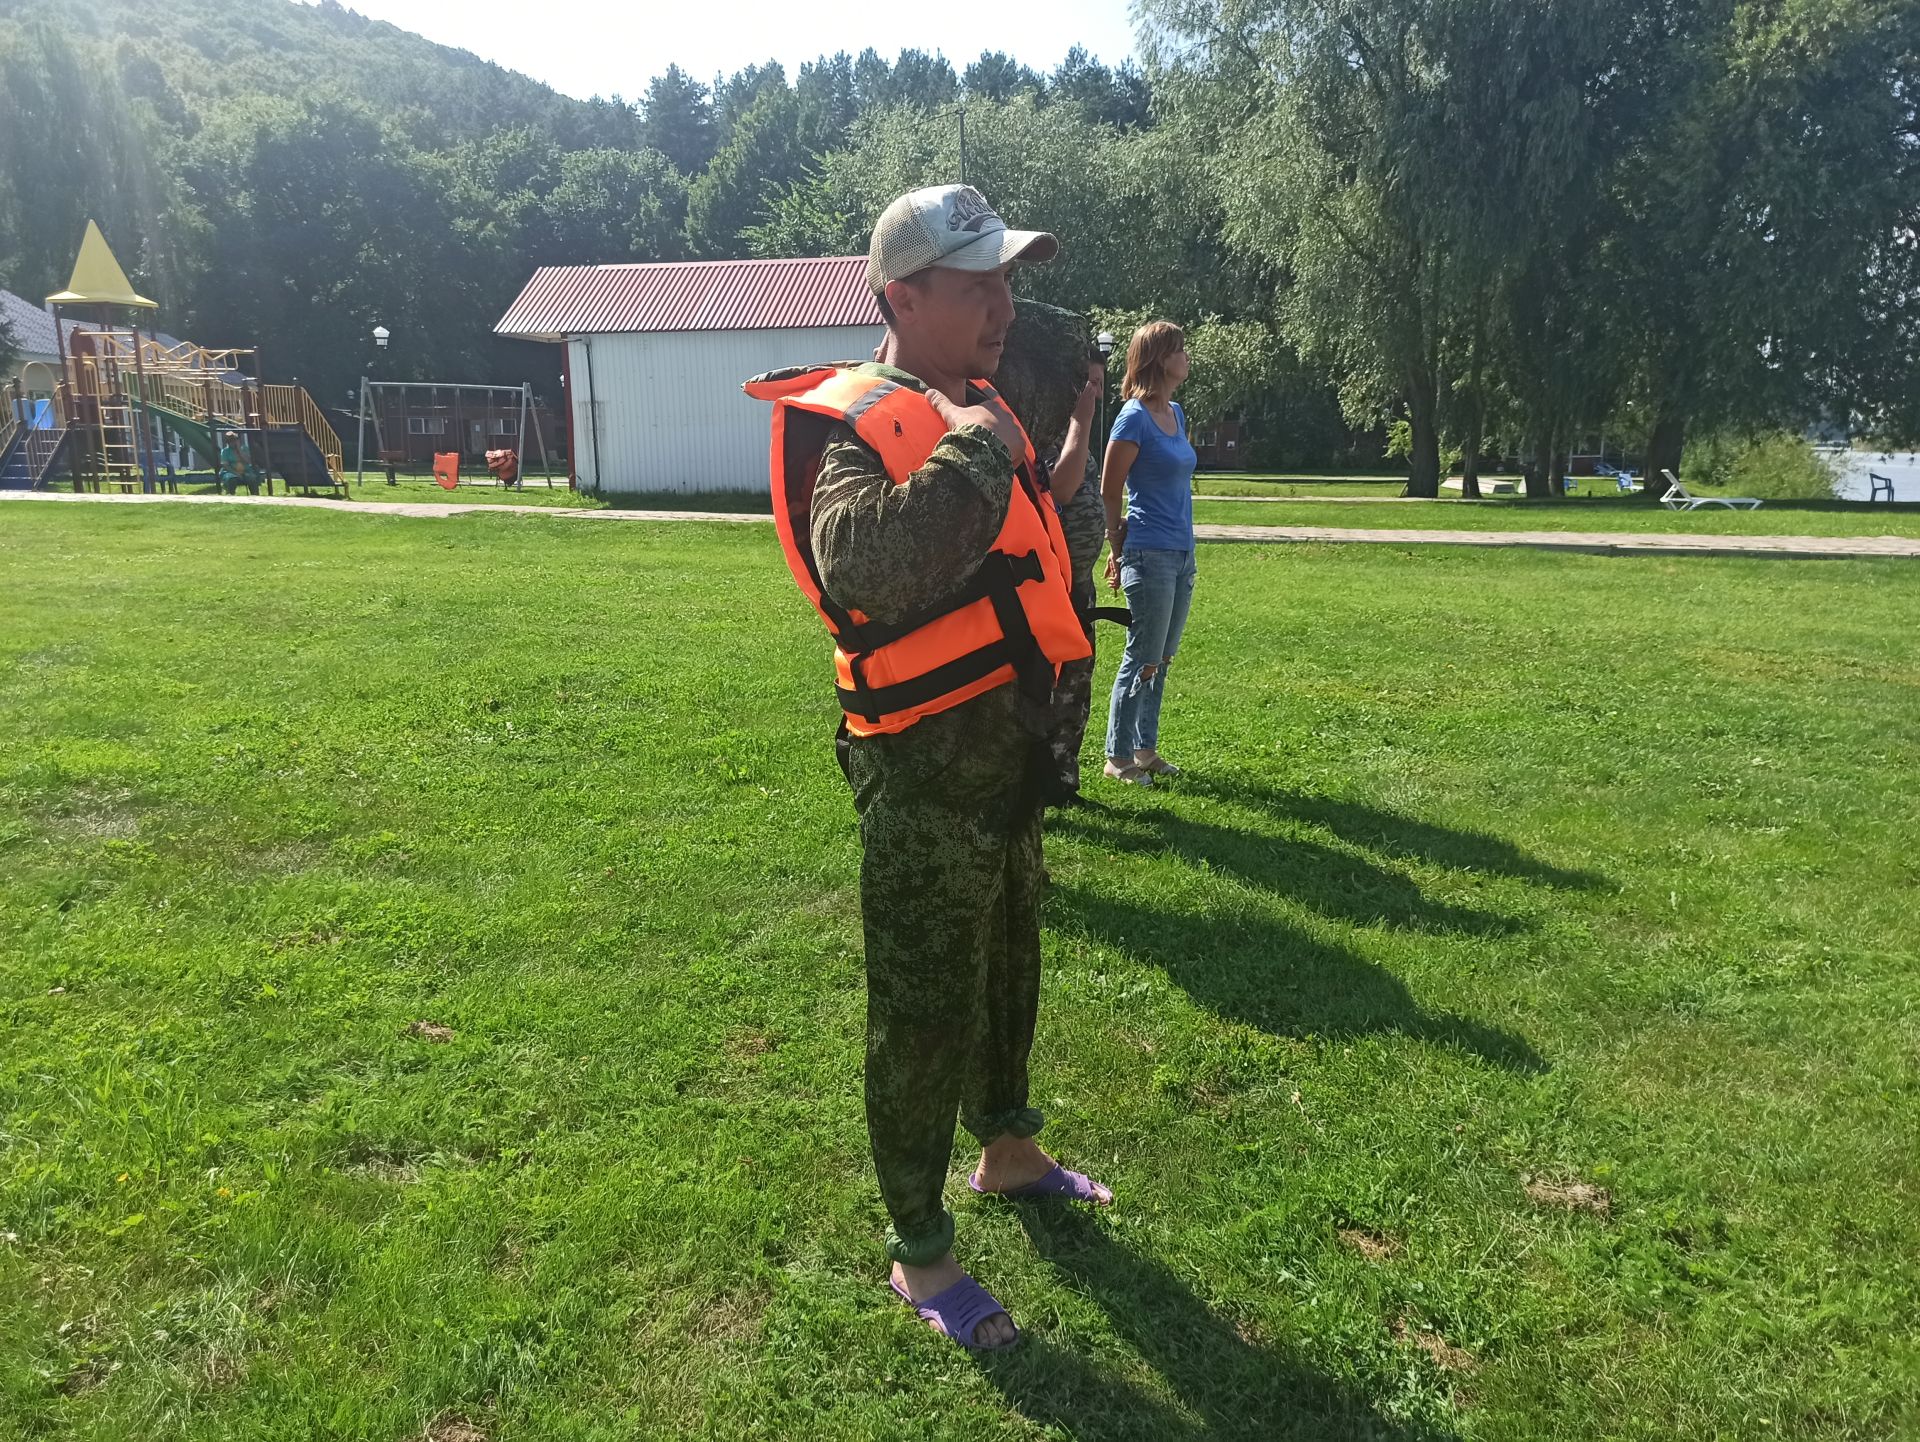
[1827,450,1918,502]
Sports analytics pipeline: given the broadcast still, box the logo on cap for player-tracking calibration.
[946,187,999,235]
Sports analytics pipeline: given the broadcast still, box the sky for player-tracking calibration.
[305,0,1143,102]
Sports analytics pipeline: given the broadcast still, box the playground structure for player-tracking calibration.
[2,333,345,496]
[1,222,345,496]
[353,378,558,488]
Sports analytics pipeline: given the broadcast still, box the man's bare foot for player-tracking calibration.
[972,1133,1113,1206]
[892,1255,1017,1348]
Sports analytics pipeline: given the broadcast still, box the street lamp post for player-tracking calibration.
[1095,330,1115,461]
[357,325,391,487]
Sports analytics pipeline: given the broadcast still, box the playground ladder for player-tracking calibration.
[96,395,145,489]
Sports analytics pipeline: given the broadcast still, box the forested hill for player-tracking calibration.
[0,0,651,400]
[6,0,613,150]
[0,0,1169,428]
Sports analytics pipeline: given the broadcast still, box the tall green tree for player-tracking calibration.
[1148,0,1633,496]
[1048,47,1152,128]
[851,48,959,111]
[638,64,716,176]
[538,148,688,266]
[963,52,1043,103]
[713,62,788,148]
[177,97,469,403]
[687,89,809,259]
[1614,0,1920,490]
[794,52,860,152]
[1147,1,1447,493]
[749,98,1226,319]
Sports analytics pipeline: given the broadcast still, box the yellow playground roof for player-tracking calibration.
[46,220,157,310]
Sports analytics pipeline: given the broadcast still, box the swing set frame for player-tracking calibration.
[353,377,558,488]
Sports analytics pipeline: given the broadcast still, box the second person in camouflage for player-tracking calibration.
[989,300,1110,801]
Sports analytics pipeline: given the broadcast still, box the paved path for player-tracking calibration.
[0,489,767,524]
[1190,519,1920,560]
[1195,494,1456,503]
[5,489,1915,559]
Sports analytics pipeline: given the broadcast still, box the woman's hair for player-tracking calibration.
[1121,321,1186,400]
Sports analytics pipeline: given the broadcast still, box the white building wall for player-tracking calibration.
[567,325,883,494]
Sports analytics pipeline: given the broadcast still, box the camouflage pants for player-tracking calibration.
[845,693,1046,1267]
[1052,487,1113,802]
[1048,600,1098,793]
[1047,484,1108,794]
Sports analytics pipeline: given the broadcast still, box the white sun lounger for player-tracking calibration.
[1659,469,1762,510]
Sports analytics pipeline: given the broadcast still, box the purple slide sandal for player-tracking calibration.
[969,1163,1113,1205]
[890,1272,1019,1353]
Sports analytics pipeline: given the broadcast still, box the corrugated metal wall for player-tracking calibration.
[567,325,883,494]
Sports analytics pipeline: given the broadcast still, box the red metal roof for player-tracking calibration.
[494,256,880,340]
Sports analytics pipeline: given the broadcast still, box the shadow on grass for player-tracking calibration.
[978,1209,1453,1442]
[1049,882,1543,1072]
[1049,778,1569,1071]
[1050,807,1525,938]
[1187,775,1611,893]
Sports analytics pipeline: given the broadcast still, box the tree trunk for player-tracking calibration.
[1522,419,1555,498]
[1459,407,1484,499]
[1645,410,1686,502]
[1458,293,1488,500]
[1404,375,1441,498]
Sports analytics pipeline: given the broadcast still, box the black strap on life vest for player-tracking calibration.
[835,549,1044,652]
[835,549,1051,724]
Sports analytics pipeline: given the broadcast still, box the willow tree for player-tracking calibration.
[1612,0,1920,490]
[1147,0,1629,496]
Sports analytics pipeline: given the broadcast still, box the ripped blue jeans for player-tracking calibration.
[1105,546,1197,762]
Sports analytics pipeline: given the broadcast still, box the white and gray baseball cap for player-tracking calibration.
[867,184,1059,295]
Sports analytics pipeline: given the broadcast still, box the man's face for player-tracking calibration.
[890,264,1017,378]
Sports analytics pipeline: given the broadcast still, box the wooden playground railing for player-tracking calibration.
[135,369,253,428]
[89,330,256,381]
[262,384,344,479]
[127,373,342,479]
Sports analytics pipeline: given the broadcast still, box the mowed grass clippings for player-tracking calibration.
[1,504,1916,1441]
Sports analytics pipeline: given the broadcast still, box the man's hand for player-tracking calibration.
[927,387,1025,458]
[1073,364,1105,421]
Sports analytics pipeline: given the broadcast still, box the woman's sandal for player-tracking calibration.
[969,1163,1114,1206]
[1138,753,1181,777]
[1103,760,1154,787]
[889,1271,1020,1353]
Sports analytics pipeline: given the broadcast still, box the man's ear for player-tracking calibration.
[883,272,931,324]
[882,278,913,324]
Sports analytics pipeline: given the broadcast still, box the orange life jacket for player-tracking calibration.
[743,364,1091,737]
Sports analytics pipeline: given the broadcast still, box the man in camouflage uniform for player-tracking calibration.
[805,186,1113,1352]
[990,302,1110,804]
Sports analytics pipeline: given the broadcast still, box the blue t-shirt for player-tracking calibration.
[1111,399,1197,551]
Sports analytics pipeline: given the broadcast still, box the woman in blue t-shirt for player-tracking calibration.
[1099,321,1198,787]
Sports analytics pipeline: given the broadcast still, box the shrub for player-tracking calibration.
[1682,432,1837,500]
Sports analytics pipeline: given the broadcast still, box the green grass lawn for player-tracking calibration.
[339,472,598,509]
[1191,497,1920,538]
[3,505,1917,1440]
